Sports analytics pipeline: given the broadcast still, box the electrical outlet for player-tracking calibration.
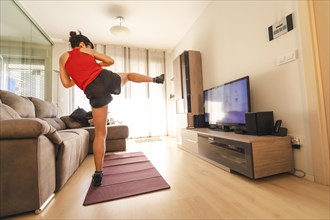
[292,137,301,149]
[277,50,298,65]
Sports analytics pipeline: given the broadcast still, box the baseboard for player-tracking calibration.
[304,174,315,182]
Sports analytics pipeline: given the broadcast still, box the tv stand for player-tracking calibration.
[208,125,234,132]
[179,128,293,179]
[219,125,234,132]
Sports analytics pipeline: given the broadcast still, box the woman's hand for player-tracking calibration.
[93,50,115,67]
[81,47,115,67]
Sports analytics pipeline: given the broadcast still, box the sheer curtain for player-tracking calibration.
[73,45,167,138]
[147,50,167,136]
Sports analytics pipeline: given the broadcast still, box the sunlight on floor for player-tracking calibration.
[125,136,178,174]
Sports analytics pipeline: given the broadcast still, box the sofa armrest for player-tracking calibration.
[0,118,62,145]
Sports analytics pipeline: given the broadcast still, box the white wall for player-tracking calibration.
[52,42,73,116]
[168,1,314,179]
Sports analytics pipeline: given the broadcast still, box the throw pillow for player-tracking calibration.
[69,107,91,126]
[0,104,21,120]
[60,116,84,129]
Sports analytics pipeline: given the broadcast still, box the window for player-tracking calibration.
[3,63,45,99]
[0,0,52,100]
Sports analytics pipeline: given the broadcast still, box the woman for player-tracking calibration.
[59,31,164,186]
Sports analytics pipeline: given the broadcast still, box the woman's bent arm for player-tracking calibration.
[59,53,76,88]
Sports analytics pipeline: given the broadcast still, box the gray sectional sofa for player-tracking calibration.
[0,89,129,217]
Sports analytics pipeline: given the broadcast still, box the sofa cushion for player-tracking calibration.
[55,129,89,191]
[42,118,67,130]
[84,124,129,141]
[0,104,21,120]
[59,129,90,164]
[29,97,57,118]
[0,90,35,118]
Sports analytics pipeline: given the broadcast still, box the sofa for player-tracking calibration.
[0,90,129,217]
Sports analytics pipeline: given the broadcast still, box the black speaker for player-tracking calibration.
[193,114,205,128]
[245,112,274,136]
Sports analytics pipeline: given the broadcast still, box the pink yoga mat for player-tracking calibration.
[83,152,170,206]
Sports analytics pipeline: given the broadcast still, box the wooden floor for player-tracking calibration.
[10,137,330,219]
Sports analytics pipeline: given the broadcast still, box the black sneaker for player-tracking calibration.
[153,74,165,84]
[92,171,103,186]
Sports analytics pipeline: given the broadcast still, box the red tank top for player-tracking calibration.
[65,48,103,91]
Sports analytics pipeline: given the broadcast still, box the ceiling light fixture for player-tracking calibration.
[109,16,130,37]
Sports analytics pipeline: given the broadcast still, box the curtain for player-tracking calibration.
[73,45,167,138]
[147,50,167,136]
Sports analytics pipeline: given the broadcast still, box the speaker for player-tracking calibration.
[193,114,205,128]
[245,112,274,136]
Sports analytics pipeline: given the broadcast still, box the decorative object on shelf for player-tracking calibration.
[110,16,130,37]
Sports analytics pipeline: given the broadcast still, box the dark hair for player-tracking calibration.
[69,31,94,49]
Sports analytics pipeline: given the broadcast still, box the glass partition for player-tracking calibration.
[0,0,53,101]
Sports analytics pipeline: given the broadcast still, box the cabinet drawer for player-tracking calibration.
[180,129,198,154]
[181,138,198,154]
[181,129,197,141]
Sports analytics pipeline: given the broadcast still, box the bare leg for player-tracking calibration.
[91,105,108,172]
[118,72,153,87]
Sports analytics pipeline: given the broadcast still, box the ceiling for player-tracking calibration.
[18,0,211,51]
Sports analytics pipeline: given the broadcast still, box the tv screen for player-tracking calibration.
[204,76,251,127]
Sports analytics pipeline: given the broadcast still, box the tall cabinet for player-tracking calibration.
[173,51,204,128]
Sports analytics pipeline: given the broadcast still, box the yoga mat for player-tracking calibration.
[83,151,170,206]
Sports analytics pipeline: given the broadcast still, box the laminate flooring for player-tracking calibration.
[9,137,330,219]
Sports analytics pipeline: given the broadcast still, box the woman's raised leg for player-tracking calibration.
[118,72,164,87]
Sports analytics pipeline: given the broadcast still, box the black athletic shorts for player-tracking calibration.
[85,69,121,108]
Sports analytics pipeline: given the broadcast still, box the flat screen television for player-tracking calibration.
[204,76,251,130]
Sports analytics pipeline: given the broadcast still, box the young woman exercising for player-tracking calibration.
[59,31,164,186]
